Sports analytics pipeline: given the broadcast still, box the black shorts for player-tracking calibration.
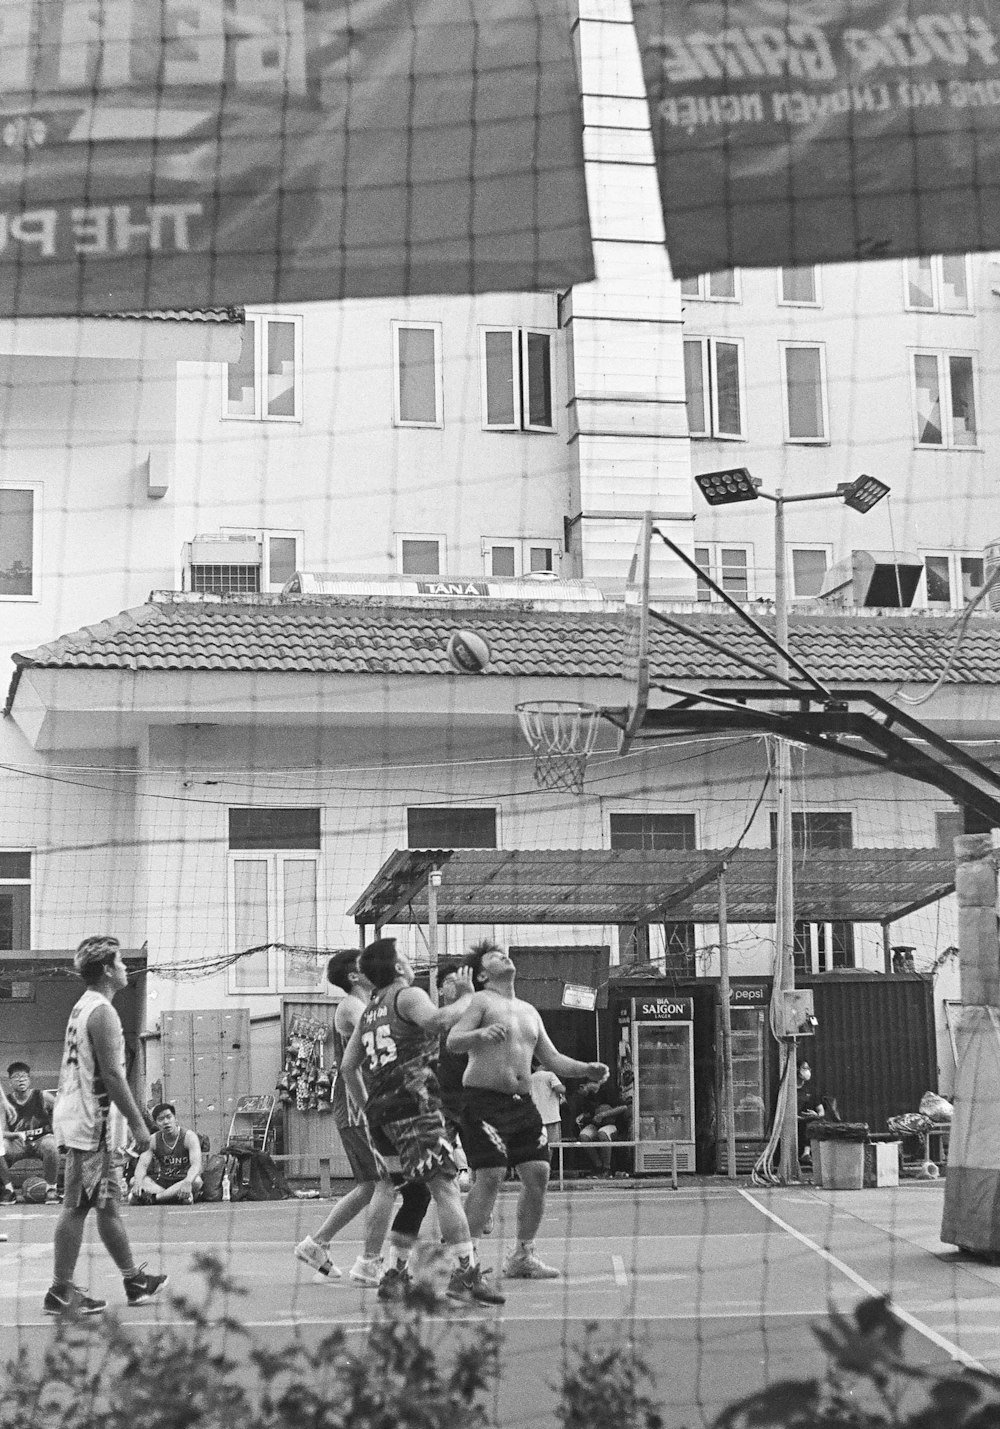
[338,1122,381,1182]
[460,1087,550,1170]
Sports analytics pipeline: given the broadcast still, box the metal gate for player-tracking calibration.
[161,1009,250,1153]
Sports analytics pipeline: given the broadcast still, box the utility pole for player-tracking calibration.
[773,492,798,1182]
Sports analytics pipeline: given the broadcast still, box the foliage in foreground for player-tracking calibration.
[3,1257,1000,1428]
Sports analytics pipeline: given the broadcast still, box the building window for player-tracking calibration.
[0,853,31,950]
[791,547,830,599]
[912,351,978,447]
[223,314,302,422]
[397,535,444,576]
[794,920,855,974]
[392,321,443,427]
[228,809,320,992]
[407,807,497,848]
[680,270,738,301]
[0,486,39,600]
[904,255,971,313]
[935,809,962,850]
[186,530,302,595]
[921,552,985,608]
[609,813,697,850]
[694,544,751,602]
[769,811,853,850]
[482,538,560,579]
[481,328,554,431]
[780,342,828,442]
[684,337,745,439]
[778,267,821,305]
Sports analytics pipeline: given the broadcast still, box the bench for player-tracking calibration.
[551,1140,680,1191]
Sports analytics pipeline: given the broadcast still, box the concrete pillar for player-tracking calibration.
[941,834,1000,1256]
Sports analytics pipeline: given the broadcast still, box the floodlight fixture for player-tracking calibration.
[695,468,761,506]
[839,473,890,514]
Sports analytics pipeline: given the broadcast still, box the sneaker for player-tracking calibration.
[43,1285,107,1316]
[294,1235,342,1279]
[0,1187,15,1206]
[377,1265,414,1302]
[503,1247,559,1280]
[0,1231,7,1242]
[45,1187,61,1203]
[350,1255,382,1288]
[124,1265,168,1306]
[446,1263,506,1306]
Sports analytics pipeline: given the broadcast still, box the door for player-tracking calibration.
[161,1010,250,1153]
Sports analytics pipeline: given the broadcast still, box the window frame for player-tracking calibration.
[789,543,832,600]
[684,335,747,440]
[396,533,446,577]
[479,326,556,434]
[777,266,821,307]
[910,348,980,449]
[481,537,561,579]
[679,270,740,302]
[226,810,322,995]
[406,806,499,849]
[606,809,699,851]
[391,320,443,428]
[221,312,303,424]
[0,481,41,603]
[903,254,972,313]
[0,851,31,950]
[693,542,754,603]
[918,550,986,610]
[217,527,304,592]
[779,340,829,444]
[793,919,856,975]
[769,809,854,851]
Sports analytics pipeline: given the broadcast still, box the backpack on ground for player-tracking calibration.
[220,1144,291,1201]
[200,1152,228,1202]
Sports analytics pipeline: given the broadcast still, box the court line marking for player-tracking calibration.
[740,1189,984,1371]
[611,1254,627,1286]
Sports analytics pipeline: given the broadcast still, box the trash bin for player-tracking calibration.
[809,1122,869,1190]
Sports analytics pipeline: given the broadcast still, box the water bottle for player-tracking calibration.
[221,1171,231,1202]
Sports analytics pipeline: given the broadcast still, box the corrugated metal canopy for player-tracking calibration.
[349,848,955,927]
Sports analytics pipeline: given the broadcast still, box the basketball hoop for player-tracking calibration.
[515,700,602,795]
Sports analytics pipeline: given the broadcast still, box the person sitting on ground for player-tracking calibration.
[130,1103,203,1204]
[0,1061,60,1203]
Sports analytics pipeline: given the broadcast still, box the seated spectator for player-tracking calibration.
[797,1060,839,1163]
[0,1061,60,1203]
[130,1102,203,1204]
[568,1078,632,1176]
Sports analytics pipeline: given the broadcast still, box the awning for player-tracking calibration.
[349,848,955,928]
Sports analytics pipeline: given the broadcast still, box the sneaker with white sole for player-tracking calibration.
[503,1247,559,1280]
[350,1255,382,1287]
[43,1284,107,1316]
[124,1265,168,1306]
[294,1235,342,1279]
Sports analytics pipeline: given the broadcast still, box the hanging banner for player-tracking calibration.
[631,0,1000,277]
[0,0,593,316]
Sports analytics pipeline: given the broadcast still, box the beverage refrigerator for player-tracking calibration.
[716,982,770,1174]
[631,995,696,1173]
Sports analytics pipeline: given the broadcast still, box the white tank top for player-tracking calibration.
[53,988,127,1152]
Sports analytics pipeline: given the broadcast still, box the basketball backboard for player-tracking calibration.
[618,512,652,755]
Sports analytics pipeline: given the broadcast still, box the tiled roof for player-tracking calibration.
[88,308,244,324]
[11,592,1000,687]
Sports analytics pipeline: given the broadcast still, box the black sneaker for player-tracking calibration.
[0,1187,15,1206]
[124,1264,168,1306]
[43,1285,107,1316]
[446,1263,505,1306]
[377,1266,413,1302]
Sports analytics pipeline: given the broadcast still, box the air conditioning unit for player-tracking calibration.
[984,539,1000,611]
[182,534,262,594]
[818,550,922,608]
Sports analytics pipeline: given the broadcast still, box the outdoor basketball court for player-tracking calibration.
[2,1182,996,1427]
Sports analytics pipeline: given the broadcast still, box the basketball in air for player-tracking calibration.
[22,1174,47,1204]
[446,629,492,674]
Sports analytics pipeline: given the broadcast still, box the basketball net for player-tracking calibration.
[515,701,601,796]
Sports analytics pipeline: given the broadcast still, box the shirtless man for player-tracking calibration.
[447,939,608,1280]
